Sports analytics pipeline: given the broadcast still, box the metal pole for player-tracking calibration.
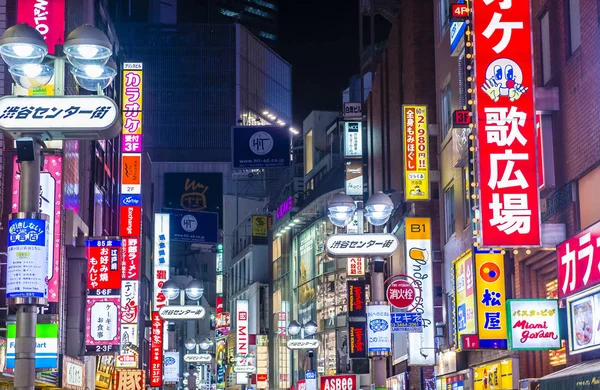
[14,138,42,390]
[371,256,387,389]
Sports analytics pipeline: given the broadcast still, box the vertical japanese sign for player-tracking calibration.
[121,63,143,194]
[347,280,367,317]
[403,106,429,201]
[343,121,363,157]
[12,155,62,302]
[85,239,122,354]
[474,251,507,348]
[348,321,367,358]
[17,0,65,55]
[454,252,477,349]
[151,213,170,387]
[472,0,541,247]
[236,300,249,356]
[405,218,435,365]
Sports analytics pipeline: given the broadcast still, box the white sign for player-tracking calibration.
[184,354,212,363]
[344,122,363,157]
[90,300,119,342]
[326,234,398,257]
[235,365,257,373]
[237,300,249,356]
[123,62,143,70]
[65,360,84,388]
[286,339,320,350]
[406,218,435,365]
[343,103,362,119]
[366,304,391,354]
[153,214,170,309]
[158,306,206,320]
[507,299,560,350]
[0,96,119,138]
[346,258,365,277]
[163,351,180,382]
[6,217,49,300]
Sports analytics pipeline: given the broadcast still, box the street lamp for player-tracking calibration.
[287,320,301,336]
[304,320,318,336]
[185,338,197,351]
[327,192,357,227]
[365,191,394,226]
[162,279,182,301]
[185,279,205,301]
[199,338,212,351]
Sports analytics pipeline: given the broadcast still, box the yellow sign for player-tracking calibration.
[403,105,429,201]
[473,359,514,390]
[252,216,268,237]
[95,355,115,389]
[454,251,477,350]
[122,67,143,135]
[475,251,507,343]
[405,217,431,240]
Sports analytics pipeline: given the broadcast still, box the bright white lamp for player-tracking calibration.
[161,279,181,301]
[327,192,356,228]
[365,191,394,226]
[287,321,301,336]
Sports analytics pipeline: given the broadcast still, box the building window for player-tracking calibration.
[439,0,450,35]
[540,12,551,84]
[441,83,452,138]
[568,0,581,54]
[305,129,314,174]
[444,185,455,242]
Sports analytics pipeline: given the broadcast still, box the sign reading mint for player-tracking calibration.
[232,125,290,169]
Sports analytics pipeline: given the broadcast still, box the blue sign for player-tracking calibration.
[390,312,423,333]
[305,371,317,380]
[121,194,141,206]
[168,209,219,243]
[450,0,466,56]
[232,125,291,169]
[7,218,49,299]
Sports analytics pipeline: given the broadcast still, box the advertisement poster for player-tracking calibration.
[232,125,291,168]
[252,215,269,239]
[454,252,476,348]
[163,172,223,226]
[163,352,180,382]
[403,105,429,201]
[61,355,85,390]
[345,161,363,196]
[475,250,507,348]
[567,290,600,354]
[348,321,367,358]
[7,323,58,369]
[347,280,367,317]
[95,356,115,389]
[168,209,219,243]
[472,0,541,247]
[405,218,435,364]
[85,296,121,353]
[298,226,316,326]
[507,299,560,350]
[12,155,62,302]
[121,154,141,194]
[366,304,391,354]
[6,217,49,300]
[86,239,122,293]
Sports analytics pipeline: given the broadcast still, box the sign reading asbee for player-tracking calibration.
[326,234,398,257]
[320,375,357,390]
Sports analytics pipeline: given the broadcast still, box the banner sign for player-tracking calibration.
[163,172,223,226]
[168,209,219,243]
[347,280,367,317]
[472,0,541,247]
[12,154,62,302]
[557,220,600,298]
[507,299,560,350]
[236,300,249,356]
[403,105,429,201]
[163,351,180,382]
[85,296,121,354]
[17,0,65,55]
[326,233,399,257]
[475,251,508,348]
[366,304,391,354]
[113,369,145,390]
[150,312,163,387]
[7,323,58,369]
[344,121,363,157]
[232,125,291,169]
[454,252,477,348]
[153,214,170,309]
[7,216,49,300]
[121,237,141,280]
[122,63,143,137]
[390,313,423,333]
[345,160,363,196]
[86,239,122,294]
[348,321,367,358]
[320,375,357,390]
[119,204,141,237]
[405,218,435,365]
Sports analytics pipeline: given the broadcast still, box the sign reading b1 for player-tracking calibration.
[232,125,290,169]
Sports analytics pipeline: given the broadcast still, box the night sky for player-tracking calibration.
[278,0,359,126]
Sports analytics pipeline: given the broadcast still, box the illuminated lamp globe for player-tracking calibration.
[185,279,204,301]
[327,192,356,228]
[287,320,301,336]
[365,191,394,226]
[199,338,212,351]
[161,279,181,301]
[184,338,197,351]
[64,25,113,68]
[9,63,53,90]
[0,23,47,67]
[70,58,117,92]
[304,320,318,336]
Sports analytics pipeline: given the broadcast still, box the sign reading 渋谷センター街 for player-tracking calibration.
[403,105,430,201]
[472,0,541,247]
[325,234,399,257]
[506,299,560,350]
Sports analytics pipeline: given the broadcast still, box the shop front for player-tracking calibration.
[387,373,408,390]
[473,358,518,390]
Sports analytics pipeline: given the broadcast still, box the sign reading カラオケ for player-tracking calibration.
[472,0,541,247]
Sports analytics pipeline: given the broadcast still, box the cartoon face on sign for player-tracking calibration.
[481,58,528,102]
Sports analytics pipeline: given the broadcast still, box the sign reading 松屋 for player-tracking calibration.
[472,0,541,247]
[403,105,429,201]
[475,250,507,349]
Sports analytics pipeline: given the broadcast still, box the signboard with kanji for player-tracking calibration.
[326,234,399,257]
[86,239,122,294]
[403,105,430,201]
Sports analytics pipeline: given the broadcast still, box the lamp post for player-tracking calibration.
[0,23,117,390]
[327,191,394,389]
[287,319,318,374]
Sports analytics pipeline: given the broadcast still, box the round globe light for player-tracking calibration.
[327,192,356,227]
[161,279,181,301]
[69,61,117,92]
[304,320,318,336]
[184,338,197,350]
[185,279,205,301]
[0,23,47,67]
[64,25,112,68]
[287,320,301,336]
[365,191,394,226]
[9,63,53,90]
[199,338,211,351]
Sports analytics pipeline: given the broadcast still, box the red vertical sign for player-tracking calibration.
[17,0,65,55]
[150,312,163,387]
[472,0,541,247]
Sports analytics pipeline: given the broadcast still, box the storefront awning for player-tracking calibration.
[539,360,600,390]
